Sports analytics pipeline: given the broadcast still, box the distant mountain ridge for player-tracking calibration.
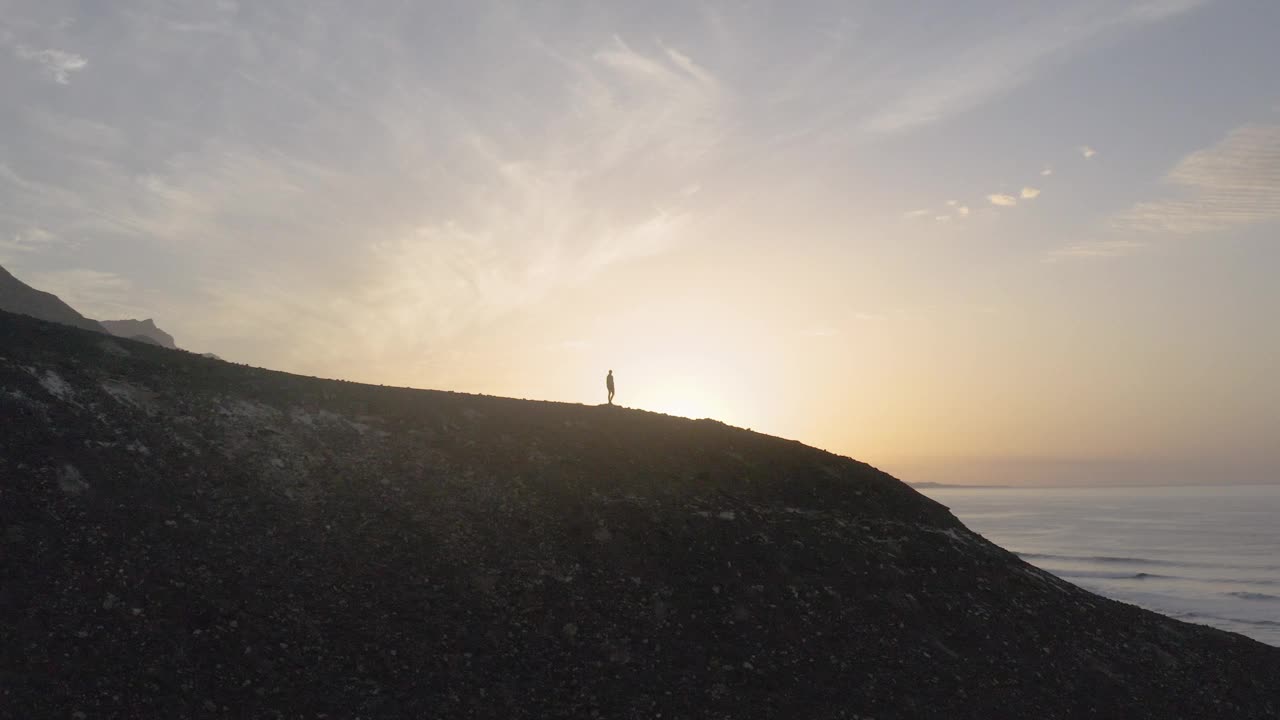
[99,318,177,349]
[0,264,107,335]
[0,264,183,351]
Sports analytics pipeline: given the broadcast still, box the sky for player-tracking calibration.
[2,0,1278,486]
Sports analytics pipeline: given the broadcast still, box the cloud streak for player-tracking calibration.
[1113,124,1280,234]
[1047,239,1146,260]
[858,1,1207,134]
[14,46,87,84]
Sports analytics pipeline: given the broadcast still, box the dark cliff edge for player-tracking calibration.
[2,309,1278,719]
[0,264,106,335]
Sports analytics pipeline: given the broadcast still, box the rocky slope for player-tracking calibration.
[100,318,178,349]
[2,309,1278,719]
[0,264,106,334]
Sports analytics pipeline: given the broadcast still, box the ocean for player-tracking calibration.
[918,484,1280,647]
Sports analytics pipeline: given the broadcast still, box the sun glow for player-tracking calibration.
[606,332,777,432]
[641,373,727,421]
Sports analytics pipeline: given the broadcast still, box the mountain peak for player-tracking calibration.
[124,317,157,327]
[99,318,177,349]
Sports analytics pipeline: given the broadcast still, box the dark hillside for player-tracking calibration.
[0,264,106,334]
[2,309,1278,719]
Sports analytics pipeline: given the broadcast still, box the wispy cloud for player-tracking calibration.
[1052,122,1280,259]
[25,268,144,318]
[0,226,63,264]
[1047,239,1146,260]
[858,2,1207,134]
[13,46,88,84]
[907,201,971,221]
[988,193,1017,207]
[1113,124,1280,234]
[0,5,726,379]
[0,226,56,252]
[189,34,716,376]
[1020,187,1041,199]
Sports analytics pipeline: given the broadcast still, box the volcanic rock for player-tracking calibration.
[1,309,1278,719]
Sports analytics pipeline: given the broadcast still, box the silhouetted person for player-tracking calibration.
[606,370,615,405]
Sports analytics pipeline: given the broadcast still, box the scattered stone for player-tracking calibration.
[57,464,89,495]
